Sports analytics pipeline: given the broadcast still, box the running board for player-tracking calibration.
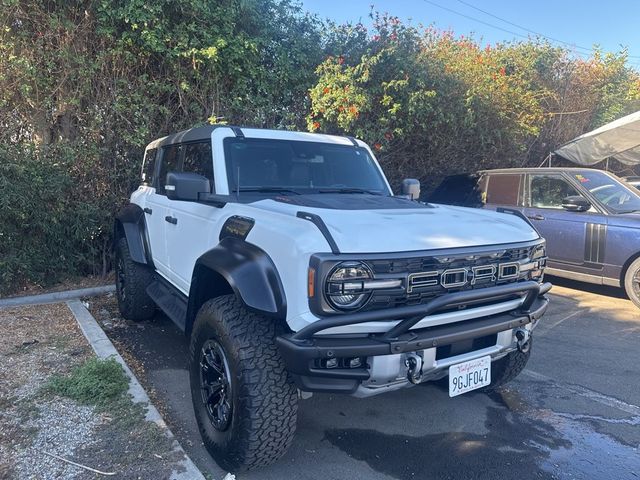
[147,279,187,331]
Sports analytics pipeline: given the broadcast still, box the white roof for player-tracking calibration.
[554,110,640,165]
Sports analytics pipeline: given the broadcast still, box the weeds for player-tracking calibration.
[47,357,128,407]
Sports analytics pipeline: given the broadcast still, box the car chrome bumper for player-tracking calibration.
[276,281,551,394]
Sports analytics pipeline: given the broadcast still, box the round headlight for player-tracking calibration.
[325,262,373,310]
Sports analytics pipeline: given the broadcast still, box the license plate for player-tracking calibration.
[448,355,491,397]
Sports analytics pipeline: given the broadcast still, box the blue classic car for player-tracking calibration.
[429,168,640,308]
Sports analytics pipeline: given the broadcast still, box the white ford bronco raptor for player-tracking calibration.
[114,125,551,471]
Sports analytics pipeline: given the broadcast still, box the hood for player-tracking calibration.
[249,195,540,253]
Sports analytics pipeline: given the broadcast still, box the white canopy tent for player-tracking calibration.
[553,110,640,166]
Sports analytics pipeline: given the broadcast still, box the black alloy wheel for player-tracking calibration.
[200,339,233,431]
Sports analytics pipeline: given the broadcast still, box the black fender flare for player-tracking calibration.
[113,203,153,266]
[186,237,287,334]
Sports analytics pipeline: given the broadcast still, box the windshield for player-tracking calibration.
[223,137,390,195]
[574,171,640,213]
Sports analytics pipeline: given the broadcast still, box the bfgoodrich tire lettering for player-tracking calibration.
[114,237,155,321]
[189,294,298,471]
[623,257,640,309]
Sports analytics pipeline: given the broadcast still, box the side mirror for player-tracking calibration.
[165,172,210,201]
[401,178,421,200]
[562,195,591,212]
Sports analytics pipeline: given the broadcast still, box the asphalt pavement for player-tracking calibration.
[102,277,640,480]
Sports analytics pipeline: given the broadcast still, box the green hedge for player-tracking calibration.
[0,145,109,292]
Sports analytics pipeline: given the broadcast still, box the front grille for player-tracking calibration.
[361,245,537,312]
[368,246,533,274]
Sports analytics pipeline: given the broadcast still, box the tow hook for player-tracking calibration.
[515,328,531,353]
[405,353,423,384]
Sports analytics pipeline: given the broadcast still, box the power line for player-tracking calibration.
[421,0,537,42]
[456,0,640,59]
[419,0,584,58]
[420,0,638,61]
[455,0,590,53]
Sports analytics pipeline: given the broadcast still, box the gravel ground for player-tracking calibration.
[0,302,185,479]
[13,399,101,479]
[0,303,92,479]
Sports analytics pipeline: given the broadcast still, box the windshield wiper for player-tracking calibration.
[317,188,383,195]
[233,187,301,195]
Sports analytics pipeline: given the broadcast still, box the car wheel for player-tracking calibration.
[624,257,640,308]
[481,337,532,392]
[114,237,156,321]
[189,294,298,471]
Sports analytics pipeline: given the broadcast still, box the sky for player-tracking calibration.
[299,0,640,69]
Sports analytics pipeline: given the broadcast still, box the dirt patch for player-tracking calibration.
[0,303,189,479]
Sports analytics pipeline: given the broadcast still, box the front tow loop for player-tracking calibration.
[405,353,424,384]
[515,328,531,353]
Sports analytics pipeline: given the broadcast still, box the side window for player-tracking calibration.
[485,174,522,206]
[183,142,214,192]
[529,174,580,209]
[141,148,157,185]
[158,145,181,195]
[428,174,483,207]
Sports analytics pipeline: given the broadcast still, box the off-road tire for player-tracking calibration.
[189,294,298,472]
[114,237,155,321]
[482,338,532,392]
[623,257,640,309]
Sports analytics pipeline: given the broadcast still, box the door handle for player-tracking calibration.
[527,214,545,221]
[165,215,178,225]
[143,207,152,215]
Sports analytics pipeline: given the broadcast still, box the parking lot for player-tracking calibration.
[95,277,640,480]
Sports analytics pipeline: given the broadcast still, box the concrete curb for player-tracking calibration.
[66,299,206,480]
[0,285,116,308]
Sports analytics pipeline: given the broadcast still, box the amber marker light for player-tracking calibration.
[308,268,316,298]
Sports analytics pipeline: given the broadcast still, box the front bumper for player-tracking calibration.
[276,281,551,394]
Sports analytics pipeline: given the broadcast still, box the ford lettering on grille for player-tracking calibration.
[407,262,520,292]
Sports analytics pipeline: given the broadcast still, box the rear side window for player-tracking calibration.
[158,145,181,195]
[141,148,157,185]
[428,174,483,207]
[485,174,522,206]
[529,174,579,208]
[183,142,214,191]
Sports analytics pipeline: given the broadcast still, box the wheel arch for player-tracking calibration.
[621,250,640,286]
[185,237,287,336]
[113,203,153,266]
